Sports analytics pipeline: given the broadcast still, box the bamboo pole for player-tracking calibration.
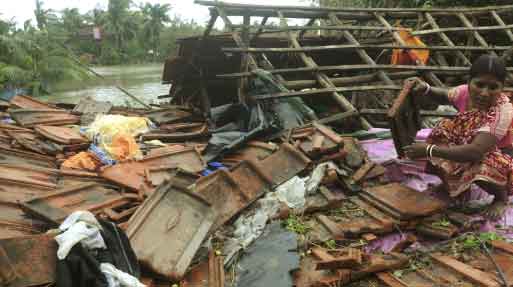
[252,85,402,100]
[411,24,513,35]
[276,10,371,129]
[195,0,513,14]
[222,44,512,53]
[217,64,493,79]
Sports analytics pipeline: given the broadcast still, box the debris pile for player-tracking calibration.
[3,1,513,287]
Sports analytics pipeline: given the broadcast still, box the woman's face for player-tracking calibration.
[469,74,504,111]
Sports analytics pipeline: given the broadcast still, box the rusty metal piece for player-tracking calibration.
[376,272,409,287]
[315,248,363,270]
[35,125,88,144]
[144,107,194,124]
[72,96,112,114]
[351,161,375,184]
[360,183,446,220]
[146,166,199,188]
[127,180,215,280]
[388,82,421,157]
[22,183,135,225]
[0,234,57,287]
[9,109,80,127]
[195,168,262,231]
[9,95,56,110]
[431,255,501,287]
[260,143,310,186]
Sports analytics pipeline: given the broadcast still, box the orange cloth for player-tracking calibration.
[62,151,102,171]
[391,30,429,65]
[104,133,142,161]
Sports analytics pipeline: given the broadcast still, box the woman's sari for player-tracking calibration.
[427,85,513,197]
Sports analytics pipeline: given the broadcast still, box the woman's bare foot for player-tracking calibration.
[482,200,507,221]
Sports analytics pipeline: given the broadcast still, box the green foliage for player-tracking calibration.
[284,214,311,235]
[431,217,450,228]
[461,232,503,250]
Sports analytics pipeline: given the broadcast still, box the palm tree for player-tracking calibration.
[34,0,50,30]
[102,0,138,52]
[141,3,171,61]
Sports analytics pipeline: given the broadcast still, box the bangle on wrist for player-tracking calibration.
[428,144,436,159]
[423,83,431,96]
[425,144,433,158]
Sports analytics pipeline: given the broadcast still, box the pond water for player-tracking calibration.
[39,64,170,108]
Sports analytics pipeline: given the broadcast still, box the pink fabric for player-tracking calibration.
[448,84,469,113]
[448,84,513,148]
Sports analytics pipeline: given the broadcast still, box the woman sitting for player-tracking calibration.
[404,54,512,220]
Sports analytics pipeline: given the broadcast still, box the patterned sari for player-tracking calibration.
[427,85,513,197]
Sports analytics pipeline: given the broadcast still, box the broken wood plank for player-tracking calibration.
[431,255,501,287]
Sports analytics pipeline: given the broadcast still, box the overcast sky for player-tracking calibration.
[0,0,311,27]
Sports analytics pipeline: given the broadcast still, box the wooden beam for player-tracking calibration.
[232,24,411,32]
[222,44,512,53]
[491,10,513,42]
[411,24,513,35]
[195,1,513,14]
[424,12,472,66]
[360,108,456,117]
[374,12,444,87]
[249,16,268,42]
[285,71,417,90]
[216,64,490,79]
[252,85,402,100]
[277,10,371,129]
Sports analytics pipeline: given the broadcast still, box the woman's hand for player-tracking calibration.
[403,143,429,159]
[405,77,429,96]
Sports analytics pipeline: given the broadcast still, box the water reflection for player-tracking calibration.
[40,64,170,108]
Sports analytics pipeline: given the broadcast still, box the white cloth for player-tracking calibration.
[275,176,306,209]
[55,211,106,260]
[100,263,146,287]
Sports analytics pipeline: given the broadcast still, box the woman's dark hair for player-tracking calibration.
[470,54,507,82]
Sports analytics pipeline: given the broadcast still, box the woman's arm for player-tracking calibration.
[403,132,497,162]
[431,132,497,162]
[406,77,451,106]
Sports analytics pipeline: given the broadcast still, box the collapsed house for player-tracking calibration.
[3,1,513,287]
[164,1,513,127]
